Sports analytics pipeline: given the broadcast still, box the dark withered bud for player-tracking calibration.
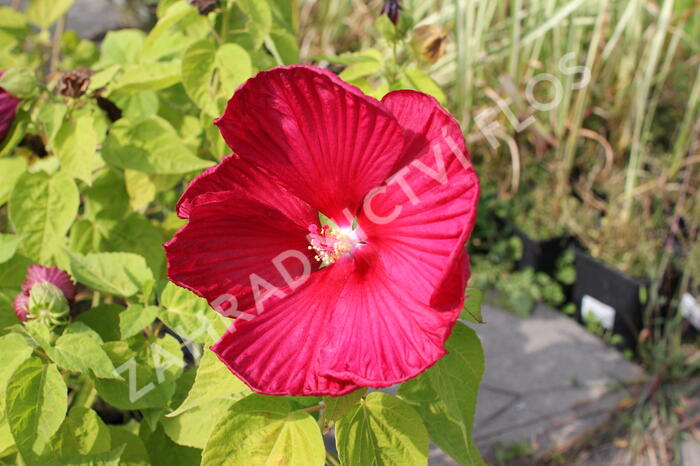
[57,67,93,98]
[381,0,401,25]
[412,25,447,64]
[188,0,219,15]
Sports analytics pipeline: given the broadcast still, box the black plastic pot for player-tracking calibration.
[572,248,648,350]
[510,224,571,276]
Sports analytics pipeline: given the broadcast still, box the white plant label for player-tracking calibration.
[680,293,700,330]
[581,295,615,330]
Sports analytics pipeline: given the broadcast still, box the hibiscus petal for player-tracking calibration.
[317,245,458,386]
[0,72,21,143]
[360,90,480,310]
[215,65,405,224]
[176,154,317,230]
[165,193,317,315]
[211,244,459,394]
[211,260,363,396]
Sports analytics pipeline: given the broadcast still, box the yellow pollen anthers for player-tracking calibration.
[307,224,358,266]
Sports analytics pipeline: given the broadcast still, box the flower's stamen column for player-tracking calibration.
[307,224,359,266]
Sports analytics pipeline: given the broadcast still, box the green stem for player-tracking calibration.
[91,291,101,308]
[220,3,230,43]
[49,15,66,75]
[303,404,324,413]
[72,376,97,409]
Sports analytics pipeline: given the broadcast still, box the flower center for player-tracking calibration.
[307,224,359,266]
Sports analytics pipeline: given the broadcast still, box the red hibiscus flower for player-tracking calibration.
[13,265,76,321]
[0,72,21,144]
[165,66,479,396]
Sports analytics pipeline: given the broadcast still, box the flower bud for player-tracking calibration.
[27,282,71,328]
[412,25,447,64]
[381,0,401,25]
[13,293,29,322]
[13,265,76,325]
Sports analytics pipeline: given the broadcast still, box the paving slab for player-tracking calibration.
[472,303,645,460]
[683,437,700,466]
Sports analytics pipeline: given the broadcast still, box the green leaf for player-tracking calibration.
[68,218,107,255]
[119,305,158,340]
[142,1,198,53]
[53,115,97,184]
[0,6,28,31]
[74,304,123,342]
[0,68,37,98]
[62,322,104,344]
[158,282,227,343]
[314,49,382,65]
[399,322,485,465]
[96,30,145,67]
[26,0,75,29]
[93,340,178,410]
[335,392,428,465]
[102,116,213,174]
[104,213,164,277]
[215,43,254,100]
[269,0,297,32]
[108,426,149,466]
[0,332,33,392]
[339,60,382,81]
[268,30,300,65]
[162,398,234,449]
[44,445,124,465]
[68,252,154,298]
[46,332,119,379]
[0,157,27,205]
[22,320,52,349]
[9,171,79,264]
[0,233,26,264]
[322,388,367,432]
[0,395,15,458]
[142,424,201,466]
[168,350,250,418]
[5,359,67,460]
[109,62,182,97]
[83,169,129,220]
[37,102,68,145]
[181,40,252,116]
[123,170,156,211]
[236,0,272,49]
[53,407,111,457]
[461,288,485,324]
[201,394,325,466]
[403,68,447,105]
[0,254,32,289]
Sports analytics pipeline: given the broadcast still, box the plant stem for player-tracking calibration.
[220,3,230,43]
[72,376,97,409]
[303,404,324,413]
[49,15,66,76]
[509,0,522,80]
